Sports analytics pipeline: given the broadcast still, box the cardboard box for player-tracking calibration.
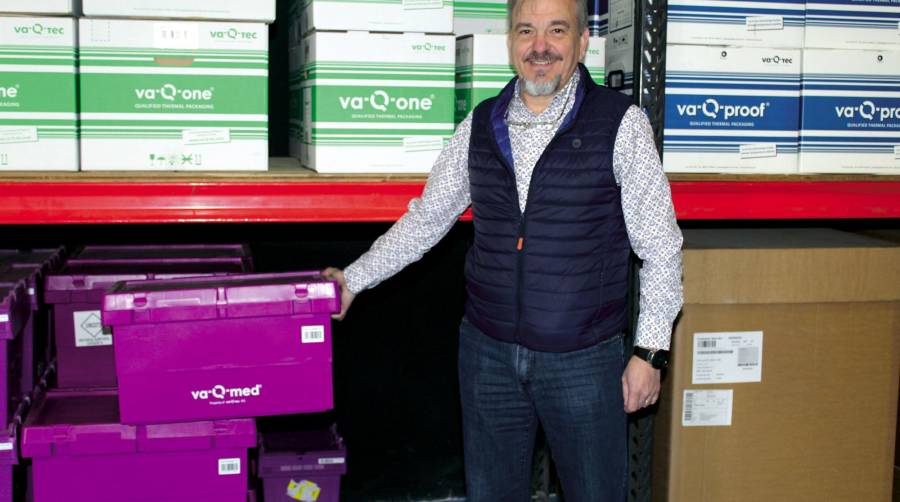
[300,0,452,36]
[609,0,633,32]
[81,0,275,22]
[605,26,633,95]
[667,0,804,48]
[454,0,507,36]
[664,45,801,173]
[653,228,900,502]
[454,34,606,123]
[799,48,900,175]
[0,0,76,15]
[297,31,455,173]
[0,17,77,171]
[78,19,268,171]
[805,0,900,50]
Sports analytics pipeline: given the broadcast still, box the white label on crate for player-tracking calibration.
[0,127,38,145]
[153,22,199,50]
[0,442,12,451]
[402,136,444,153]
[894,145,900,159]
[73,310,112,347]
[301,325,325,344]
[402,0,443,9]
[27,288,34,296]
[746,15,784,31]
[307,282,336,299]
[692,331,763,384]
[739,143,777,159]
[318,457,346,465]
[682,389,733,427]
[183,128,231,146]
[218,458,241,475]
[0,314,7,323]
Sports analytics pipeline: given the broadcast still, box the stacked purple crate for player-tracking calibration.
[258,427,347,502]
[0,282,31,502]
[45,258,247,388]
[21,389,256,502]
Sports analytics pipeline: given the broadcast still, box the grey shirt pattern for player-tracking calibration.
[344,71,683,350]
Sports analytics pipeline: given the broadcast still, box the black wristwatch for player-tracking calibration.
[633,346,670,369]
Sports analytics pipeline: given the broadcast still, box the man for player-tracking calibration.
[324,0,682,498]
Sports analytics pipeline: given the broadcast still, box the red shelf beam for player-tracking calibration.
[0,180,899,224]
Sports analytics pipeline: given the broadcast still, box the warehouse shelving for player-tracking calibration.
[1,159,899,224]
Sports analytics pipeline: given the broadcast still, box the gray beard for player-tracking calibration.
[522,75,562,97]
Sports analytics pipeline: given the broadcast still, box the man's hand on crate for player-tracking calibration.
[322,267,355,320]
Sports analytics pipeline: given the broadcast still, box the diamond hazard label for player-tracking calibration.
[73,310,113,347]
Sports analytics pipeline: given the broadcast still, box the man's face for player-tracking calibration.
[508,0,588,97]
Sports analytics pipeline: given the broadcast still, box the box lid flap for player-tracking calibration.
[682,228,900,304]
[102,272,339,326]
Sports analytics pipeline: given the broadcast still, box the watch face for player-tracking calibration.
[653,350,670,368]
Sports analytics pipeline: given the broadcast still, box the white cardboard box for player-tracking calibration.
[82,0,275,22]
[78,19,268,171]
[605,26,633,95]
[664,45,802,173]
[0,0,76,15]
[667,0,804,48]
[800,49,900,174]
[589,0,609,36]
[298,31,456,173]
[805,0,900,50]
[454,0,507,36]
[301,0,452,35]
[0,17,77,171]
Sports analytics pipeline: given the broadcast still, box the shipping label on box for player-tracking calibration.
[299,32,455,173]
[806,0,900,50]
[605,26,633,95]
[682,389,733,427]
[0,17,77,171]
[82,0,275,22]
[301,0,452,36]
[0,0,75,14]
[78,19,269,171]
[454,0,507,36]
[668,0,805,48]
[800,49,900,174]
[664,45,801,173]
[692,331,763,384]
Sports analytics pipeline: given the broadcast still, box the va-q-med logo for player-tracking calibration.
[191,384,262,401]
[134,83,214,101]
[339,90,435,112]
[675,98,770,120]
[835,100,900,122]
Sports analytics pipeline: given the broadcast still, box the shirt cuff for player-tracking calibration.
[634,311,673,351]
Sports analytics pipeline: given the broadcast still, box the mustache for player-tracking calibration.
[524,50,563,63]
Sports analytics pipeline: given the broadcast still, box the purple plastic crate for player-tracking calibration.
[71,244,253,271]
[44,260,246,389]
[102,272,340,424]
[0,283,30,429]
[21,389,256,502]
[258,427,346,502]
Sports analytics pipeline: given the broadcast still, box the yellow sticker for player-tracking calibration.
[286,479,321,502]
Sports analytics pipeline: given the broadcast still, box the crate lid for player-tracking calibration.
[102,272,340,326]
[44,259,245,304]
[21,389,257,459]
[74,244,250,261]
[258,426,347,477]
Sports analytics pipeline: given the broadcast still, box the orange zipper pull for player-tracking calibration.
[517,237,524,251]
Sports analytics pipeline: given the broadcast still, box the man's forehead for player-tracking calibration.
[512,0,577,19]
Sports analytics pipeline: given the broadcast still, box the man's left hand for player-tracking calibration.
[621,356,661,413]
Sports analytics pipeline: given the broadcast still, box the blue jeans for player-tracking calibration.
[458,317,627,502]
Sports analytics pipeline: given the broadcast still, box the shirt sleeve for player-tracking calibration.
[612,105,684,351]
[343,112,474,294]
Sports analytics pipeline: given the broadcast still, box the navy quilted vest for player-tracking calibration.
[464,64,632,352]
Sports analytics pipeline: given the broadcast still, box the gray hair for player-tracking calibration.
[506,0,588,33]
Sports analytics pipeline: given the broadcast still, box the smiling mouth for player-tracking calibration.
[525,51,562,66]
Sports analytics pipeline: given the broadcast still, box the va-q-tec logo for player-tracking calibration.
[190,384,262,401]
[675,98,770,120]
[835,100,900,121]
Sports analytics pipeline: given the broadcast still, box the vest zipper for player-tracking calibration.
[514,217,526,343]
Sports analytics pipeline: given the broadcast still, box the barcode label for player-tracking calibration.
[0,442,12,451]
[218,458,241,476]
[318,457,346,465]
[737,347,760,367]
[153,22,199,49]
[301,325,325,344]
[693,331,763,384]
[682,389,733,427]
